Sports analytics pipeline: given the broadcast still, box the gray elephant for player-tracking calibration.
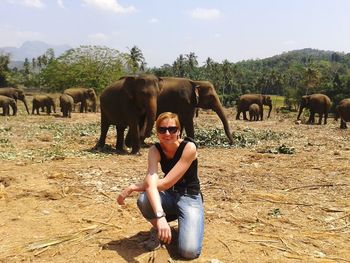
[156,77,234,144]
[335,98,350,129]
[249,103,260,121]
[297,94,331,125]
[59,93,74,118]
[236,94,272,121]
[0,87,30,114]
[63,87,97,113]
[32,95,56,115]
[0,95,17,116]
[94,75,161,154]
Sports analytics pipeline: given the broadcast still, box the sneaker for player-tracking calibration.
[143,227,161,251]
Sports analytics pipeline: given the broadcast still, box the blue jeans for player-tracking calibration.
[137,190,204,259]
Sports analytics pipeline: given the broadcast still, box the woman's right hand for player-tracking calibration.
[156,217,172,244]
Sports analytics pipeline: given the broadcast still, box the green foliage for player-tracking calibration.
[0,53,10,86]
[40,45,127,93]
[258,144,295,154]
[194,127,290,148]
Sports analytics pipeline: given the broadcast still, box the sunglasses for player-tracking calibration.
[157,126,178,134]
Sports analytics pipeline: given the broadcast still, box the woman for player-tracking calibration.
[117,112,204,259]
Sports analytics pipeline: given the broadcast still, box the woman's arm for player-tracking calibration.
[117,145,161,205]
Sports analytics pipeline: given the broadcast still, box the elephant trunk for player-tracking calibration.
[267,104,272,118]
[143,97,158,139]
[22,98,30,114]
[212,100,234,145]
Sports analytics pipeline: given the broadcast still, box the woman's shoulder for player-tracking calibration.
[182,137,198,148]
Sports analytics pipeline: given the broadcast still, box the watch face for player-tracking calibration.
[156,211,165,218]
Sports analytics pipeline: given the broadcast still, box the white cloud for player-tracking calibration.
[190,8,221,20]
[88,33,109,42]
[83,0,136,14]
[149,18,158,24]
[23,0,44,8]
[57,0,64,8]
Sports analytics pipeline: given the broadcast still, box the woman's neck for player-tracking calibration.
[159,139,181,157]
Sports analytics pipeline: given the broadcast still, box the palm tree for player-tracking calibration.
[126,46,146,74]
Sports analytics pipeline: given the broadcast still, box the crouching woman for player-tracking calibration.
[117,112,204,259]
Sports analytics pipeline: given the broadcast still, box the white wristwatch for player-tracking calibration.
[155,211,166,219]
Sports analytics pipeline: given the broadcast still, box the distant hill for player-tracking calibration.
[236,48,350,69]
[0,40,71,69]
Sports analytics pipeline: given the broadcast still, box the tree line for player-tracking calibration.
[1,46,350,111]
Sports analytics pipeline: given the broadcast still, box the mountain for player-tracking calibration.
[0,41,71,68]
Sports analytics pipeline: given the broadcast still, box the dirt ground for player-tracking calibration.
[0,101,349,263]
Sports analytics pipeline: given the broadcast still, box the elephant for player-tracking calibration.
[249,103,260,121]
[32,95,56,115]
[59,93,74,118]
[335,98,350,129]
[236,94,272,121]
[297,93,331,125]
[0,95,17,116]
[94,74,161,154]
[156,77,234,144]
[63,87,97,113]
[0,87,30,114]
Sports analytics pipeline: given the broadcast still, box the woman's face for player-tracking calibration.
[156,118,180,143]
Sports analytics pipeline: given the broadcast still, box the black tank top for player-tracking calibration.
[155,139,200,191]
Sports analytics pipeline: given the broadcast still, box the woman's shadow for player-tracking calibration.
[102,228,180,262]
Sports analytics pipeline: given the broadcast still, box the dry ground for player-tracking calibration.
[0,101,349,263]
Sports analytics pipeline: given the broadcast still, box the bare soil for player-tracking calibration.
[0,103,349,263]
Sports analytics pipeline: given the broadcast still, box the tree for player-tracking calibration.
[40,45,127,92]
[126,46,146,74]
[0,53,10,86]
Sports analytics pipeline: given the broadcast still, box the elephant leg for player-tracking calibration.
[125,129,132,148]
[243,111,248,120]
[94,116,110,150]
[128,123,141,155]
[236,111,241,120]
[116,126,127,153]
[324,112,328,125]
[307,112,314,124]
[340,119,347,129]
[183,117,195,139]
[80,101,86,113]
[318,114,323,125]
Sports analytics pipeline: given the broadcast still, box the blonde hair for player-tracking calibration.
[156,112,181,130]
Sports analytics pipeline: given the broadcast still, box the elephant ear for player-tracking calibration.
[190,81,200,106]
[157,77,164,92]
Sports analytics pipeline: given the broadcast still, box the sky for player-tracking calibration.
[1,0,350,67]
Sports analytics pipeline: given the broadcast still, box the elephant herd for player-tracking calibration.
[0,87,97,118]
[1,76,350,155]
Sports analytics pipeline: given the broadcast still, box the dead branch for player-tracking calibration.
[217,238,233,255]
[284,183,348,192]
[81,218,121,229]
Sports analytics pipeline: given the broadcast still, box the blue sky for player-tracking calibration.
[1,0,350,67]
